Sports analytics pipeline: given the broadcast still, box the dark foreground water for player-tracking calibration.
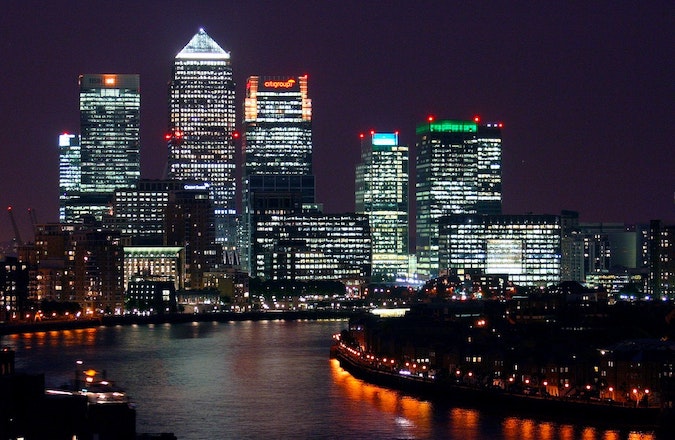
[1,320,662,439]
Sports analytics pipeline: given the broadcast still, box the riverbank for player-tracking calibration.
[0,309,357,336]
[332,339,672,431]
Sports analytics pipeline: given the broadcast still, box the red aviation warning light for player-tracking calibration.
[233,131,240,139]
[359,133,365,139]
[427,115,435,122]
[473,115,481,123]
[370,130,375,135]
[165,130,184,144]
[498,122,504,128]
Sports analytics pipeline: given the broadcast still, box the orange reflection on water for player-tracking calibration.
[503,417,540,440]
[330,359,658,440]
[7,327,99,349]
[538,421,556,440]
[330,359,432,435]
[448,407,481,440]
[603,431,621,440]
[559,424,576,440]
[627,432,655,440]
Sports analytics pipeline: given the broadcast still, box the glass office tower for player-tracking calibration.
[168,29,236,247]
[58,133,81,222]
[77,74,140,220]
[416,118,502,279]
[355,132,409,281]
[241,75,315,272]
[244,75,312,177]
[438,214,561,287]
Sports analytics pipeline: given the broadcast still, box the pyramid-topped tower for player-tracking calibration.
[176,28,230,59]
[167,29,237,249]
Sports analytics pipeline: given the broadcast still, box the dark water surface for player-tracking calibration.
[1,320,661,439]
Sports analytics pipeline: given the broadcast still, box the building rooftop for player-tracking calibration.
[176,28,230,60]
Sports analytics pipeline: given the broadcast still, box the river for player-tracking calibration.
[0,319,663,439]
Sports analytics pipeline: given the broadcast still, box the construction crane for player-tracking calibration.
[7,206,23,248]
[28,208,37,229]
[28,207,38,241]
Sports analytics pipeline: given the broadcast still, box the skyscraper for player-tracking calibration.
[241,75,315,271]
[77,74,140,220]
[416,118,502,279]
[355,132,409,281]
[58,133,80,222]
[168,29,236,247]
[244,75,313,177]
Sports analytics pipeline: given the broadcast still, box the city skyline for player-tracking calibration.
[0,1,673,243]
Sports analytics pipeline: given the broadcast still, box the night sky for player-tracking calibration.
[0,1,672,244]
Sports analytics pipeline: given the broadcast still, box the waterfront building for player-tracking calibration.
[58,133,81,222]
[415,118,502,279]
[252,213,371,290]
[241,75,315,272]
[0,256,29,322]
[438,214,561,287]
[76,74,140,220]
[598,339,675,406]
[32,223,77,303]
[355,132,409,282]
[123,246,184,293]
[126,279,177,315]
[71,227,125,315]
[168,29,237,248]
[165,185,222,289]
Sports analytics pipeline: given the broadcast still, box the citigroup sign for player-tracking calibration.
[263,78,296,89]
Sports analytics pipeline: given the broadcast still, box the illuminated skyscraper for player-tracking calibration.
[241,75,315,271]
[58,133,81,222]
[168,29,236,247]
[416,118,502,279]
[77,74,140,220]
[244,75,312,177]
[355,132,409,281]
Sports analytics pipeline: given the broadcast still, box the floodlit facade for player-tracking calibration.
[123,246,184,292]
[355,132,409,281]
[168,29,236,247]
[241,75,315,272]
[78,74,140,219]
[416,118,502,279]
[438,214,561,287]
[253,214,371,288]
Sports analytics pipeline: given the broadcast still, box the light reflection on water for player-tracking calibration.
[331,357,659,440]
[1,321,662,440]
